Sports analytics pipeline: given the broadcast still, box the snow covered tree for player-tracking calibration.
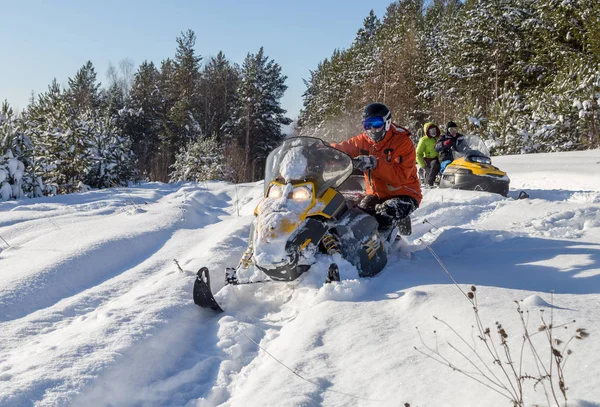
[298,0,599,154]
[26,80,88,194]
[83,113,137,188]
[103,59,135,117]
[375,0,427,126]
[299,2,431,140]
[299,10,382,143]
[224,47,291,181]
[420,0,463,122]
[442,0,543,126]
[527,61,600,152]
[486,88,532,154]
[298,53,353,141]
[345,10,382,110]
[0,102,43,200]
[27,79,137,194]
[169,136,230,182]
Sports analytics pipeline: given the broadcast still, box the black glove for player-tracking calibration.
[375,201,397,219]
[375,198,416,220]
[352,155,377,172]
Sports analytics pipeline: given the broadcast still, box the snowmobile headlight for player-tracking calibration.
[470,155,491,165]
[292,185,312,201]
[267,184,284,199]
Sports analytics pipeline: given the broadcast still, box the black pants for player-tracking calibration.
[358,194,418,232]
[422,158,441,186]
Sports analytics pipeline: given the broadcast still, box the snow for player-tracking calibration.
[468,116,481,127]
[1,150,600,406]
[279,146,309,182]
[253,185,314,271]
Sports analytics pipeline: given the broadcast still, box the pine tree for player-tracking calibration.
[420,0,463,123]
[170,136,230,182]
[145,30,206,183]
[198,52,240,141]
[27,80,89,194]
[153,58,178,181]
[224,47,291,181]
[529,61,600,152]
[27,79,137,193]
[127,61,162,179]
[486,88,531,154]
[83,113,137,188]
[298,49,361,142]
[376,0,427,126]
[445,0,541,120]
[298,0,599,153]
[348,10,381,105]
[171,29,203,143]
[103,82,125,117]
[66,61,102,113]
[0,102,43,200]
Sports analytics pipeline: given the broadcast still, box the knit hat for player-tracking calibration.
[446,121,458,129]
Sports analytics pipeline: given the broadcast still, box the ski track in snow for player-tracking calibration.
[1,152,600,406]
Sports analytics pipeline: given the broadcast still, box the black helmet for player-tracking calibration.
[362,103,392,142]
[363,103,391,121]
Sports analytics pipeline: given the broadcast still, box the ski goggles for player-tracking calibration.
[362,116,386,130]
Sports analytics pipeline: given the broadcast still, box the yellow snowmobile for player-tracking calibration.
[193,137,389,312]
[439,135,510,196]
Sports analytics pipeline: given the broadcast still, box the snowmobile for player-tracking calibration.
[438,135,510,196]
[193,137,392,312]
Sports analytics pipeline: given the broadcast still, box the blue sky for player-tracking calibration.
[0,0,395,120]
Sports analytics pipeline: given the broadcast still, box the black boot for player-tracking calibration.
[326,263,340,283]
[396,216,412,236]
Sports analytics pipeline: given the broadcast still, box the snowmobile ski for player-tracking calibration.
[193,267,224,312]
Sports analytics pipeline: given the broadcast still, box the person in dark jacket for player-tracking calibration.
[435,121,465,173]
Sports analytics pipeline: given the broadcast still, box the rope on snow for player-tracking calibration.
[239,329,389,403]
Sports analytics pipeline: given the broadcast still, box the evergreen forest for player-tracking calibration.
[298,0,600,152]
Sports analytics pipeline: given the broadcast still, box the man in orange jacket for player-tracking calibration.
[332,103,422,237]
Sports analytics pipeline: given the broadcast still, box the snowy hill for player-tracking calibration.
[1,150,600,407]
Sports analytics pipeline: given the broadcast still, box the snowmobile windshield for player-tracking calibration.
[453,135,492,160]
[264,137,353,197]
